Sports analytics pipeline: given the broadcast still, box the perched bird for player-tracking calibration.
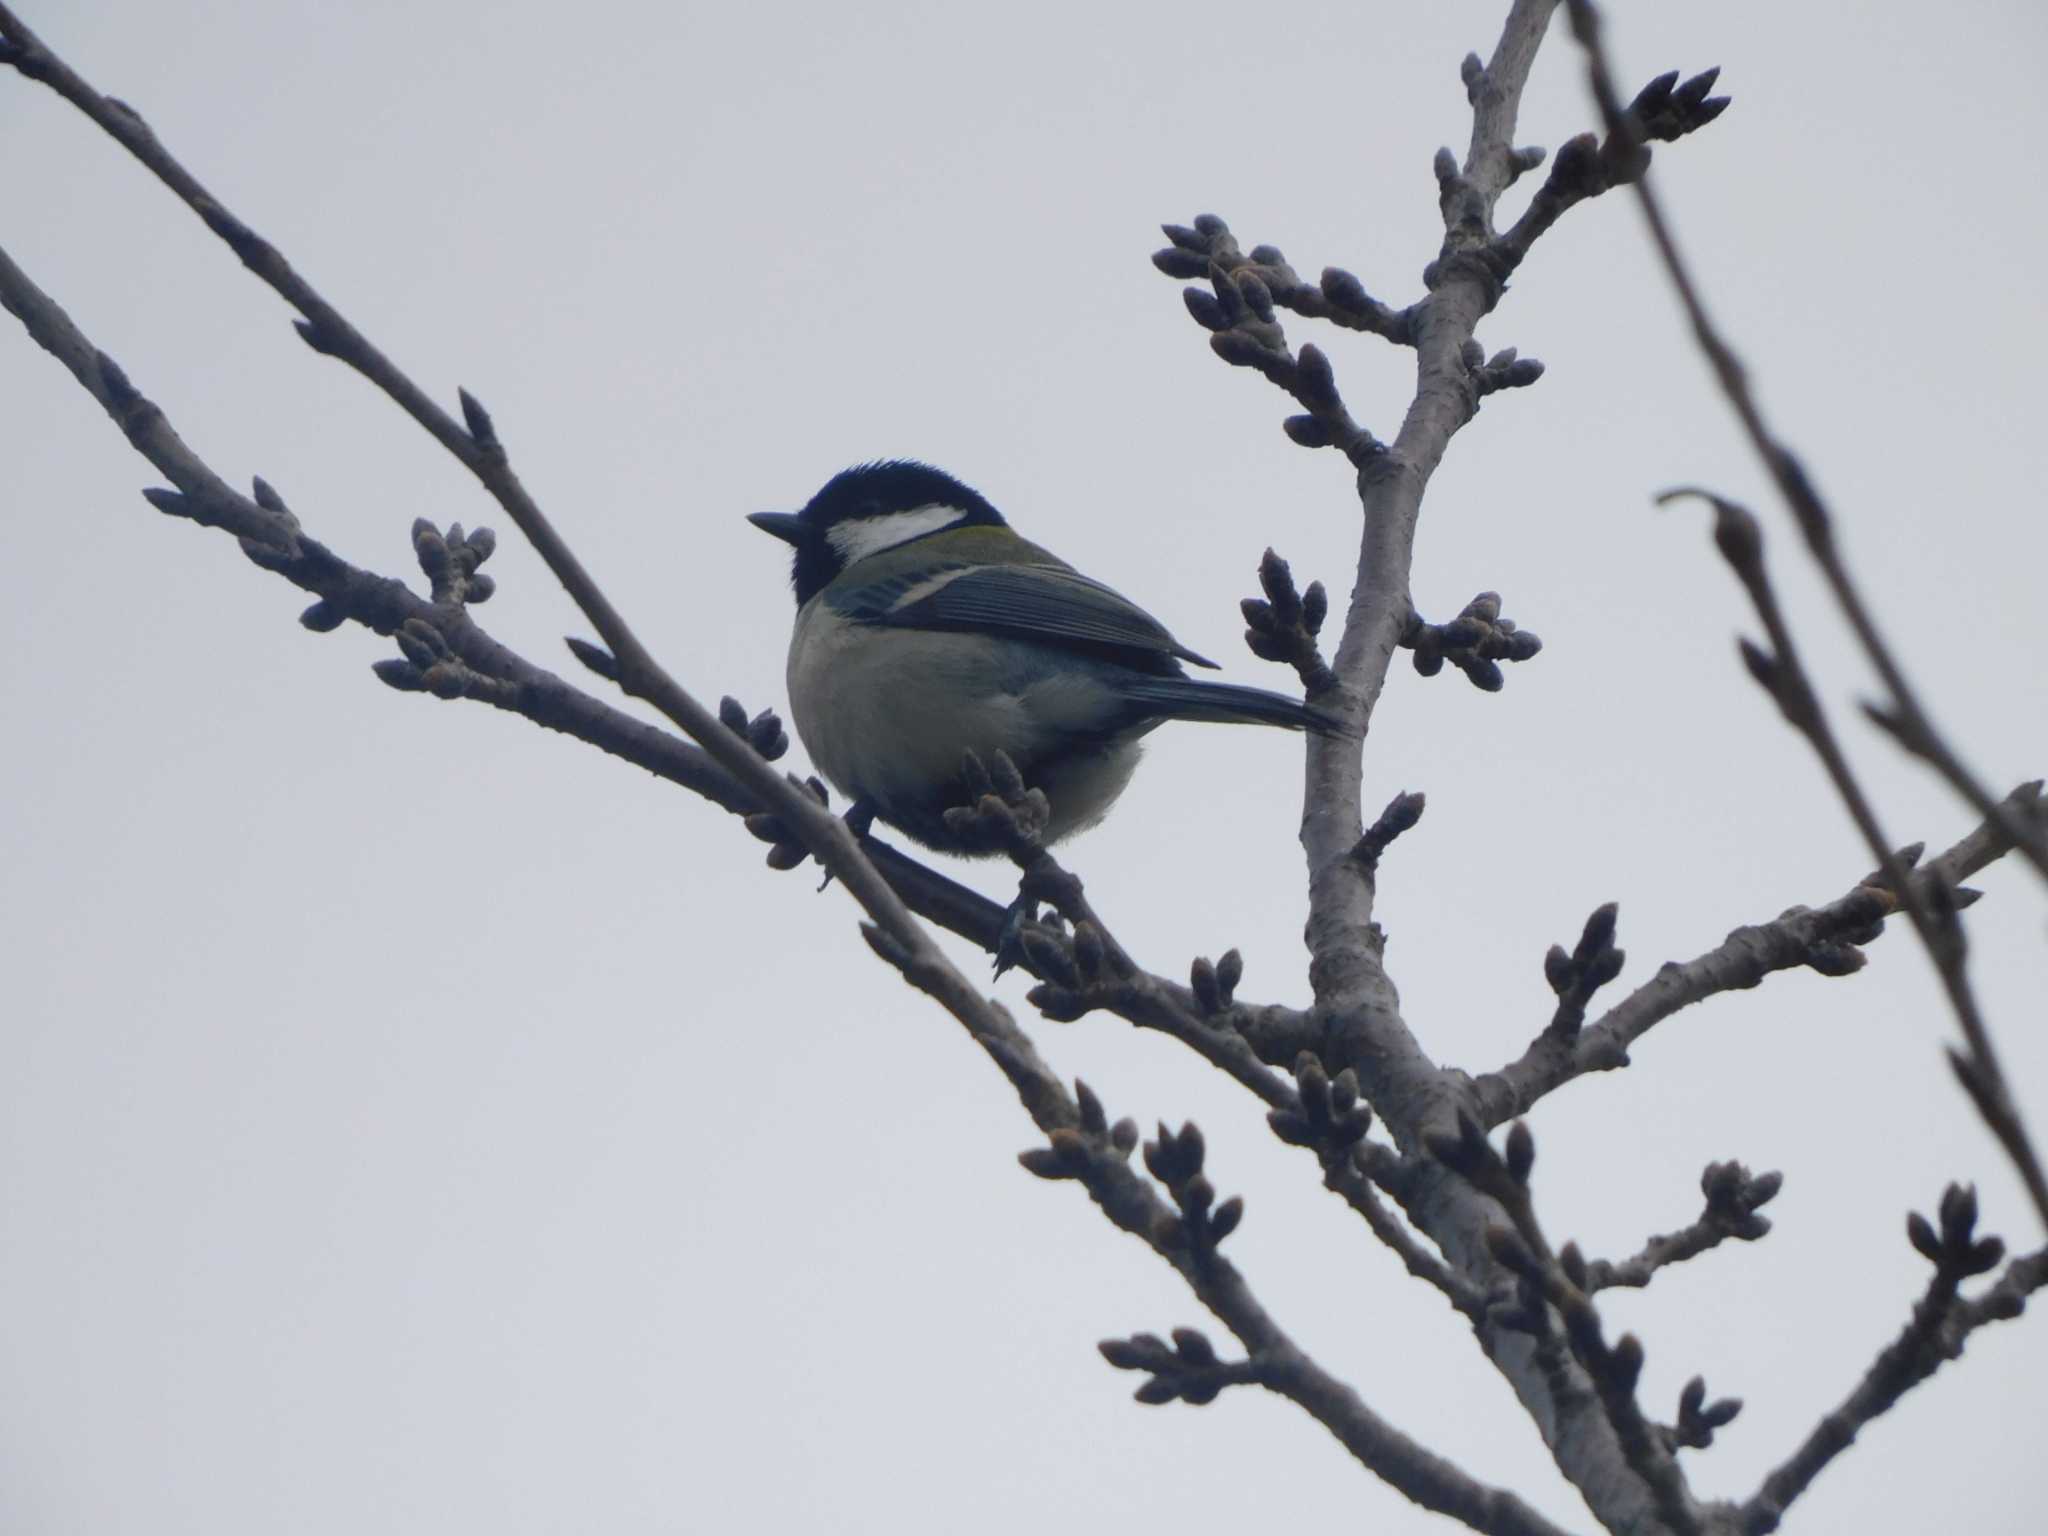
[749,461,1333,858]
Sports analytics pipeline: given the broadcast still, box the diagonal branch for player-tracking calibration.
[1672,486,2048,1235]
[0,233,1039,968]
[1472,785,2039,1124]
[1740,1214,2047,1535]
[1488,65,1728,277]
[0,227,1076,1143]
[1583,1161,1782,1292]
[1340,1158,1485,1317]
[1019,1110,1577,1536]
[0,10,898,936]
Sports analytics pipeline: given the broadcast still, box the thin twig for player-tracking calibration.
[1335,1156,1487,1318]
[0,229,1081,977]
[1471,785,2038,1124]
[1019,1119,1576,1536]
[1739,1243,2048,1533]
[1583,1161,1781,1292]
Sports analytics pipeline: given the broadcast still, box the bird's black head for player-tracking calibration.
[749,460,1007,605]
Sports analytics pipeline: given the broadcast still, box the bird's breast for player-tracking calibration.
[784,600,1144,850]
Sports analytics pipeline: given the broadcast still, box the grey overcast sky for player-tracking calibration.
[4,2,2046,1532]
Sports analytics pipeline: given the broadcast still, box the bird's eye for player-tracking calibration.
[856,500,882,519]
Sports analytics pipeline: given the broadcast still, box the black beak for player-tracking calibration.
[748,511,805,546]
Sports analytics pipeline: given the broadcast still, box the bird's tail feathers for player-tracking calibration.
[1122,677,1339,734]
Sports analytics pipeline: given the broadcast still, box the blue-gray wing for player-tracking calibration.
[836,563,1218,671]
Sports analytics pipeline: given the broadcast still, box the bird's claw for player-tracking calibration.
[993,893,1041,977]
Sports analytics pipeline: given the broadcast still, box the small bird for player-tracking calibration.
[749,460,1333,856]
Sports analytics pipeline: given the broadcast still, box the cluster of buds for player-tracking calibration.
[1404,592,1542,692]
[1268,1054,1374,1152]
[1241,548,1334,694]
[1145,1120,1243,1260]
[1543,902,1625,1036]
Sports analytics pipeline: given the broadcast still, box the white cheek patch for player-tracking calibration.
[826,503,965,565]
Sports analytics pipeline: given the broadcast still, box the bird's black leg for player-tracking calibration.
[939,751,1054,977]
[844,798,878,841]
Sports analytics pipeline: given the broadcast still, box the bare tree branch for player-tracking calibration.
[1583,1161,1782,1293]
[1305,0,1556,1031]
[1341,1157,1486,1318]
[1017,1108,1580,1536]
[1264,1056,1487,1318]
[0,232,1075,972]
[1472,785,2039,1124]
[1739,1203,2046,1534]
[1429,1114,1720,1536]
[945,755,1491,1318]
[1154,221,1417,346]
[1489,65,1728,277]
